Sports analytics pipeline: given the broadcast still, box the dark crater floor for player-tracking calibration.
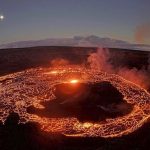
[27,81,133,122]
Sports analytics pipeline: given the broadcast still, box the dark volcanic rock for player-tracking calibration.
[4,112,20,126]
[28,81,133,122]
[0,112,150,150]
[55,81,123,106]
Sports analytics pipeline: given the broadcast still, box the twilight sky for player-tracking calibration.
[0,0,150,44]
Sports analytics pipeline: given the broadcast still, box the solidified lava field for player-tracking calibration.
[0,65,150,138]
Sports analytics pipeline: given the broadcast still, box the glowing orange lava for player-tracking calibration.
[44,70,58,75]
[0,65,149,138]
[70,79,79,84]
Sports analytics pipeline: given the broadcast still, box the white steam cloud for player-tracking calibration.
[88,48,150,90]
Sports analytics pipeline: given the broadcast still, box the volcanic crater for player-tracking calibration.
[27,81,133,122]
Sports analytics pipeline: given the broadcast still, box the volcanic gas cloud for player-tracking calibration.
[135,22,150,44]
[88,48,150,90]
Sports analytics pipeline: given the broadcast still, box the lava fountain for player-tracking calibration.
[70,79,79,84]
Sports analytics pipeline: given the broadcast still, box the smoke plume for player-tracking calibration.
[51,58,69,67]
[87,48,113,73]
[135,23,150,44]
[88,48,150,90]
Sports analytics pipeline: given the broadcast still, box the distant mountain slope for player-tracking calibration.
[0,35,150,51]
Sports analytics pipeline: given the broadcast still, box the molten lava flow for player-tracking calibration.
[83,122,93,128]
[0,65,150,138]
[70,79,79,84]
[49,70,58,74]
[44,70,63,75]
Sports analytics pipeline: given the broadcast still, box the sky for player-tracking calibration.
[0,0,150,44]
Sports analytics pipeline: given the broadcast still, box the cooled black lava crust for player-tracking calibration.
[27,81,133,122]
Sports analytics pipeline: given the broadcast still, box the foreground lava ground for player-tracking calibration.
[0,65,150,138]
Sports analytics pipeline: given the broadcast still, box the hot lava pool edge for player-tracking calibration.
[0,66,150,138]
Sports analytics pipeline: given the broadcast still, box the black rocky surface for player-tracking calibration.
[27,81,133,122]
[0,112,150,150]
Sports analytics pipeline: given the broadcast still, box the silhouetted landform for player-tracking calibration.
[0,113,63,150]
[0,112,150,150]
[0,46,150,76]
[27,81,133,122]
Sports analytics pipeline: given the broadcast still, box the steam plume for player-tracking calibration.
[88,48,150,90]
[51,58,69,67]
[87,48,113,73]
[135,23,150,44]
